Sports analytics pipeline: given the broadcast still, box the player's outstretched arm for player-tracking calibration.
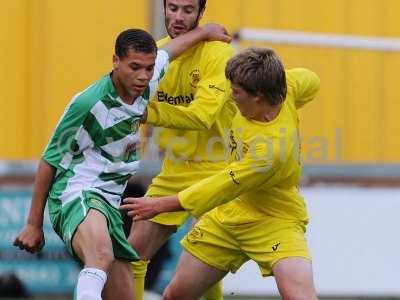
[144,43,234,130]
[13,159,56,253]
[162,23,231,60]
[120,195,181,221]
[121,141,284,220]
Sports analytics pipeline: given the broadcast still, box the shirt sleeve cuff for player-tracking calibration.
[178,190,201,218]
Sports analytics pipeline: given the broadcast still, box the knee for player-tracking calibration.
[163,284,186,300]
[91,242,114,267]
[281,291,317,300]
[280,281,317,300]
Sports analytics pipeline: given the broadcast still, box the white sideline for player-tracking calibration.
[237,28,400,51]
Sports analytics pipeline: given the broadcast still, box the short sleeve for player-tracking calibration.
[42,94,92,171]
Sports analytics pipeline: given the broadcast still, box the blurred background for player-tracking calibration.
[1,0,399,299]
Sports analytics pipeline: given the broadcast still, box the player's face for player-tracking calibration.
[113,49,156,100]
[231,83,258,119]
[165,0,203,38]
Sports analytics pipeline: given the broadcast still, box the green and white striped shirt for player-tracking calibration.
[43,50,169,208]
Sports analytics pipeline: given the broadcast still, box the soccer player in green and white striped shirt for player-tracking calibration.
[14,25,231,300]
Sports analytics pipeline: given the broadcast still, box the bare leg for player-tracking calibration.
[163,250,227,300]
[72,209,114,271]
[273,257,318,300]
[128,220,177,300]
[128,219,177,259]
[73,210,135,300]
[72,209,115,300]
[103,259,135,300]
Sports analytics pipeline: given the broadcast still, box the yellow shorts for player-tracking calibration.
[181,209,310,277]
[146,158,228,226]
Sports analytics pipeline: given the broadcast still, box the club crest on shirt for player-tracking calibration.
[189,69,200,88]
[124,143,137,161]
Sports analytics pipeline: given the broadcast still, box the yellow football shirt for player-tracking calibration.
[145,37,237,162]
[178,68,320,222]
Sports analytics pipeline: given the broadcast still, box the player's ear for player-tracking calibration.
[113,54,119,69]
[254,92,263,103]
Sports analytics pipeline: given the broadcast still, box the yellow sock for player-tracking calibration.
[131,260,149,300]
[203,280,223,300]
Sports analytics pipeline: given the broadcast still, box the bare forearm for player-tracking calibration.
[162,27,207,59]
[162,23,231,59]
[121,195,184,220]
[155,195,183,213]
[27,159,56,227]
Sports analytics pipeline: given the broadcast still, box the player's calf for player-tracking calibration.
[163,250,226,300]
[163,285,190,300]
[128,219,176,259]
[103,259,135,300]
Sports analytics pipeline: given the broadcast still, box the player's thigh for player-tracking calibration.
[181,212,249,275]
[273,257,317,300]
[241,218,310,277]
[103,259,134,300]
[72,209,114,267]
[128,219,176,260]
[164,250,227,300]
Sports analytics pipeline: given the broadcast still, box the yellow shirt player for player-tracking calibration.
[122,48,320,299]
[127,1,236,300]
[143,35,235,217]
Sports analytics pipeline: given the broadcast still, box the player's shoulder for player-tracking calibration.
[286,68,320,88]
[157,36,171,48]
[70,74,114,113]
[202,41,235,56]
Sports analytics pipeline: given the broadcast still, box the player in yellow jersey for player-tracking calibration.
[122,48,320,299]
[127,0,236,299]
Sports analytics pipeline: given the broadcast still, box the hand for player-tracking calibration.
[120,197,160,221]
[13,224,45,253]
[202,23,232,43]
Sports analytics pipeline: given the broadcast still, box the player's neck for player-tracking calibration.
[111,73,136,105]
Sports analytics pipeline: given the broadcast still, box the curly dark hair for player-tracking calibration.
[115,29,157,58]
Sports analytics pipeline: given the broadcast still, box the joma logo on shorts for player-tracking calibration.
[157,91,194,105]
[272,242,281,251]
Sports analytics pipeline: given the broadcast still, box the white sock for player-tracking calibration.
[76,267,107,300]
